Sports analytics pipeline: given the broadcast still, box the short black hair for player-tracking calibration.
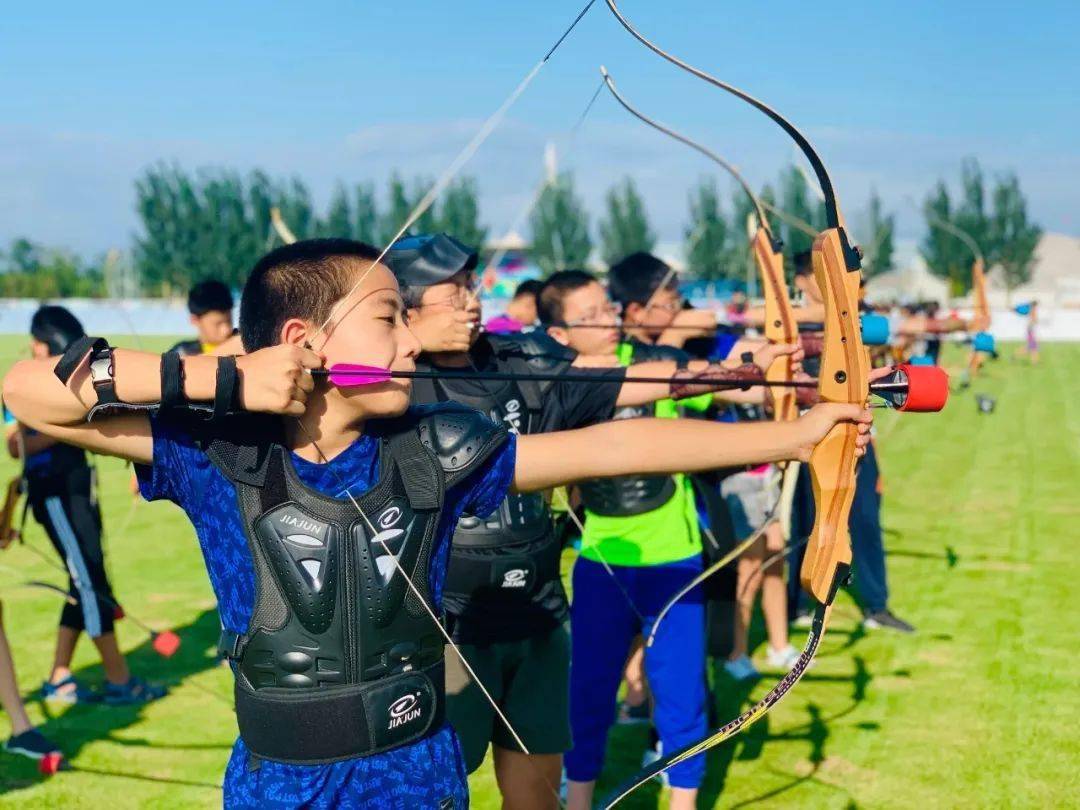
[240,238,383,351]
[793,250,814,277]
[607,252,676,307]
[188,279,235,316]
[30,305,85,356]
[513,279,543,301]
[537,269,597,325]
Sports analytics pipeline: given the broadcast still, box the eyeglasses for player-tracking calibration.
[562,302,623,328]
[416,274,479,309]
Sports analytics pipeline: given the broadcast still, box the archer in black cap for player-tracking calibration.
[385,234,479,306]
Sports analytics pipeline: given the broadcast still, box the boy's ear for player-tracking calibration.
[189,313,200,328]
[623,302,643,324]
[280,317,312,347]
[546,326,570,347]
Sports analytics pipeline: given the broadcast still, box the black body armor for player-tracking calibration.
[411,332,574,642]
[206,405,507,764]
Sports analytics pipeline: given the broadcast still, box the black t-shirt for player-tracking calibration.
[417,334,625,434]
[411,333,625,643]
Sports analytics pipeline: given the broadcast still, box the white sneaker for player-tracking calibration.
[723,655,761,682]
[766,644,801,671]
[791,612,814,629]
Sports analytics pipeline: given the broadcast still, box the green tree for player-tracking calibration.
[862,188,896,278]
[0,239,106,298]
[379,174,438,245]
[529,173,591,276]
[683,178,731,280]
[921,160,999,295]
[988,174,1042,293]
[317,184,353,238]
[726,182,762,291]
[921,182,970,295]
[777,166,826,276]
[598,178,655,265]
[134,164,315,294]
[437,177,487,248]
[353,183,379,244]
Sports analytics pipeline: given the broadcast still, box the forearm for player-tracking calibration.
[4,349,220,429]
[2,349,224,465]
[613,361,676,406]
[513,417,801,493]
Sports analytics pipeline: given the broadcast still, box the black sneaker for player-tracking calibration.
[4,728,61,761]
[863,610,915,633]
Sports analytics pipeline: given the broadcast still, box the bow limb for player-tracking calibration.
[269,207,299,245]
[596,4,867,805]
[598,66,802,422]
[754,229,799,423]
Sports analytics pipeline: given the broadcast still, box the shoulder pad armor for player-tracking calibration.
[414,403,509,485]
[485,331,576,374]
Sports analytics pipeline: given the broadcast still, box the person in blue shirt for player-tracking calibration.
[3,239,871,808]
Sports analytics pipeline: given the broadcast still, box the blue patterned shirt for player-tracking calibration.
[137,412,516,809]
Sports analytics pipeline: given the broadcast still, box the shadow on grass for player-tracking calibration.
[0,607,228,797]
[703,656,873,809]
[595,656,877,809]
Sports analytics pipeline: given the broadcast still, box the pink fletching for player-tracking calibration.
[326,363,392,387]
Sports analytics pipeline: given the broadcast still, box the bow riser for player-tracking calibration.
[802,228,867,604]
[753,228,799,424]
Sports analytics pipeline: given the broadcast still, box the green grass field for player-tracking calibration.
[0,337,1077,808]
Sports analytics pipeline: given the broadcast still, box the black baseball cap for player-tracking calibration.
[385,234,479,288]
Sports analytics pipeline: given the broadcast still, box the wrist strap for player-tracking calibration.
[160,353,186,410]
[54,336,106,385]
[211,357,239,422]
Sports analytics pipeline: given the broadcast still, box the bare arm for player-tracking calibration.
[511,403,870,493]
[2,350,225,464]
[2,344,321,465]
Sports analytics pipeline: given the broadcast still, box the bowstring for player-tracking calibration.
[602,602,833,808]
[308,0,599,351]
[293,420,567,808]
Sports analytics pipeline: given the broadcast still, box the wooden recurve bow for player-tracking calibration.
[599,2,870,803]
[600,68,805,648]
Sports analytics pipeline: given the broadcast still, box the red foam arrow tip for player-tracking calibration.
[152,630,181,658]
[325,363,393,387]
[896,364,949,412]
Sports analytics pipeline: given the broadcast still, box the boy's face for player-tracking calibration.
[507,293,537,325]
[410,269,482,348]
[191,310,234,347]
[546,281,619,356]
[623,285,682,339]
[314,263,420,418]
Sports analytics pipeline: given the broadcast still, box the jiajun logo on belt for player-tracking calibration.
[388,693,423,730]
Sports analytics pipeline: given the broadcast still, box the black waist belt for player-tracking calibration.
[233,658,445,765]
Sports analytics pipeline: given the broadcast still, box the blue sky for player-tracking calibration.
[1,1,1077,256]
